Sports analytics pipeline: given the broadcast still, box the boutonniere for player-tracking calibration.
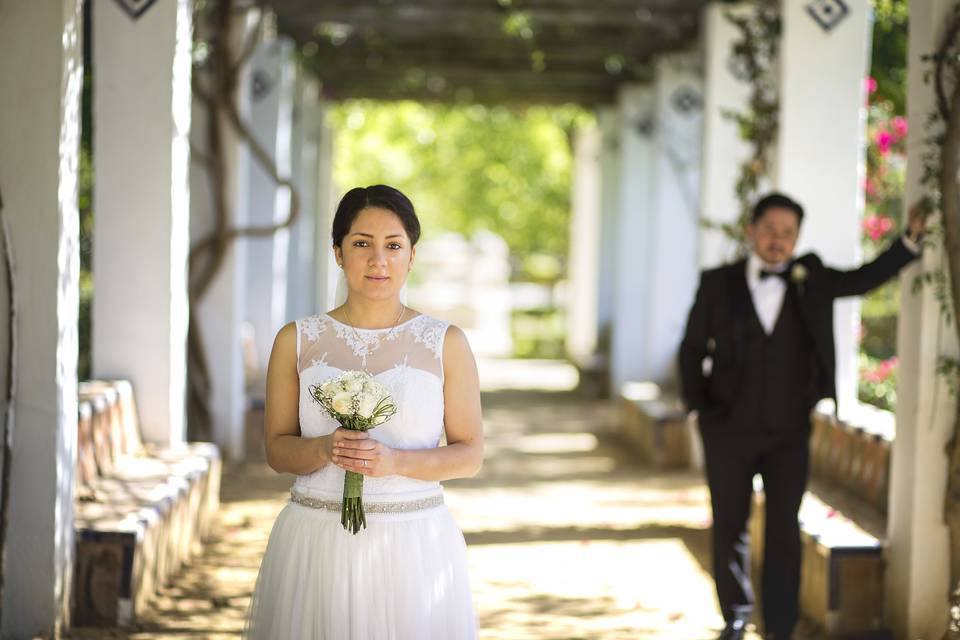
[790,263,808,295]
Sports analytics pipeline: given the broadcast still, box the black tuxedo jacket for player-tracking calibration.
[678,237,919,420]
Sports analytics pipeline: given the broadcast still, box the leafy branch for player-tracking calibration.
[701,0,780,254]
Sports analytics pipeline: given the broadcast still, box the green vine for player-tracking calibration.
[917,6,960,400]
[702,0,780,253]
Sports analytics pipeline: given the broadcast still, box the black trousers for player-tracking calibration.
[699,424,810,637]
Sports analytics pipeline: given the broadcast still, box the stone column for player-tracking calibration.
[315,104,337,312]
[596,106,622,345]
[774,0,873,417]
[92,0,193,445]
[286,75,320,321]
[565,123,602,363]
[644,53,702,385]
[609,84,656,392]
[189,9,258,459]
[699,1,753,269]
[244,37,296,372]
[0,0,83,634]
[886,1,956,635]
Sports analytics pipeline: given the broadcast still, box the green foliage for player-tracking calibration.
[511,309,566,359]
[870,0,909,114]
[328,100,591,258]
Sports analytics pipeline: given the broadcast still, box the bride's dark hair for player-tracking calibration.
[331,185,421,248]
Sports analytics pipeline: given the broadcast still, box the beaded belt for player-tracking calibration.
[290,490,444,513]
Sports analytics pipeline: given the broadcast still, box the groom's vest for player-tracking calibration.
[728,286,822,433]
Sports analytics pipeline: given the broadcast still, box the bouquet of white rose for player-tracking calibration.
[308,371,397,534]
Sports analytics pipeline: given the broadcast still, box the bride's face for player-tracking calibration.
[335,207,415,302]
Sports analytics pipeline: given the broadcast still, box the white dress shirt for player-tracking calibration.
[746,253,787,335]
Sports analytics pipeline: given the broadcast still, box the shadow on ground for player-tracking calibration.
[66,369,761,639]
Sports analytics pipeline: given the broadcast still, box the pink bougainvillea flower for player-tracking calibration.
[891,116,908,140]
[875,129,893,155]
[865,76,878,94]
[863,215,894,242]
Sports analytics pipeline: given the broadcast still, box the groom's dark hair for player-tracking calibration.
[332,185,422,247]
[752,192,805,225]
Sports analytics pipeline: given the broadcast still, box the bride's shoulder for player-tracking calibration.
[400,312,454,356]
[296,313,334,343]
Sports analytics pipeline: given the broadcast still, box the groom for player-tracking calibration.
[678,193,925,639]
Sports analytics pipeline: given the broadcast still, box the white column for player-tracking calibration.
[609,85,656,392]
[775,0,872,418]
[92,0,193,445]
[245,37,296,371]
[596,106,622,340]
[886,2,955,636]
[315,106,337,311]
[189,10,258,459]
[645,53,702,384]
[0,0,82,634]
[286,75,320,321]
[565,123,602,362]
[699,2,754,269]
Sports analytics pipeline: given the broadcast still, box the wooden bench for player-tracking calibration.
[619,382,692,469]
[71,380,221,628]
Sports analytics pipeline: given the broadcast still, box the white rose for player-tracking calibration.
[332,391,354,415]
[357,393,378,419]
[343,374,365,393]
[320,380,336,397]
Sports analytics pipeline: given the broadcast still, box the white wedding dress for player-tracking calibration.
[245,313,477,639]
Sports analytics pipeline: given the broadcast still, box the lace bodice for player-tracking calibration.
[292,312,450,501]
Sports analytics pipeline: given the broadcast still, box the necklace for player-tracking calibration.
[342,303,407,366]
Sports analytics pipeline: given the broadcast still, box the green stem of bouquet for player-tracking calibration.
[341,470,366,534]
[339,420,372,534]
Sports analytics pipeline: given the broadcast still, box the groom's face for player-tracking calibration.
[747,207,800,266]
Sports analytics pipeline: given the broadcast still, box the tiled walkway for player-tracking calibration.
[67,360,764,639]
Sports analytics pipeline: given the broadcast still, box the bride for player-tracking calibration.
[245,185,483,639]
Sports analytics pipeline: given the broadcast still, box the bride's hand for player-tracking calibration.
[330,431,398,477]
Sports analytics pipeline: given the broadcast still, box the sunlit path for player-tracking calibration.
[66,360,762,639]
[453,361,730,639]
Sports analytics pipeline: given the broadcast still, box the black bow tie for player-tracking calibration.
[760,268,789,281]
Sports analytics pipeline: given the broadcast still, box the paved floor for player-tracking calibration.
[66,360,767,639]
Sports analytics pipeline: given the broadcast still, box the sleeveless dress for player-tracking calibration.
[245,313,477,639]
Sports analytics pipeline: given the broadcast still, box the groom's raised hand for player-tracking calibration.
[907,199,931,244]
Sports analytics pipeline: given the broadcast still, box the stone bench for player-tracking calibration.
[71,380,221,628]
[750,480,886,637]
[810,411,891,515]
[619,382,693,469]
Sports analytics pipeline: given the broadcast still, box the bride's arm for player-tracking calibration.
[264,322,358,475]
[331,325,484,481]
